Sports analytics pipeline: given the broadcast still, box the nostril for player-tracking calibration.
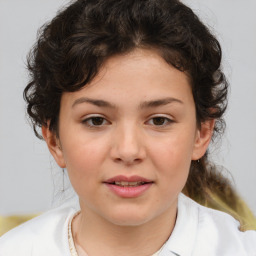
[114,157,142,165]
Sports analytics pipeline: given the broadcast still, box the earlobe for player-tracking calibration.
[42,126,66,168]
[192,119,215,160]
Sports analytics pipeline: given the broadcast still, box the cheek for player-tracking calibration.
[61,137,108,181]
[148,132,195,182]
[62,143,105,199]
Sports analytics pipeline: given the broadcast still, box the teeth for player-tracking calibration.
[114,181,145,187]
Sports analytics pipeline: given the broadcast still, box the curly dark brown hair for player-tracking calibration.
[24,0,252,227]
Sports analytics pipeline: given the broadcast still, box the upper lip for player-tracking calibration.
[104,175,153,184]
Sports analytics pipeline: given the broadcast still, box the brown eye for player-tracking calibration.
[146,116,173,127]
[91,117,104,125]
[82,116,109,127]
[152,117,166,126]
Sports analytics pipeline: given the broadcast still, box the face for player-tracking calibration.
[43,49,213,227]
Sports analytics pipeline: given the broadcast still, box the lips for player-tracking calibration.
[104,175,153,186]
[103,175,153,198]
[113,181,147,187]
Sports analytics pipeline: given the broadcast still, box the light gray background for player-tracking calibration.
[0,0,255,215]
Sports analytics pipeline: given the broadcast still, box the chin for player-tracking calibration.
[102,207,159,227]
[108,216,152,227]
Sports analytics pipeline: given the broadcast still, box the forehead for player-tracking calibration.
[61,49,193,107]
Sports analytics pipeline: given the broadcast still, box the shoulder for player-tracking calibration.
[0,206,77,256]
[179,194,256,255]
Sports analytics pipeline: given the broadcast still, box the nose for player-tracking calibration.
[110,123,146,165]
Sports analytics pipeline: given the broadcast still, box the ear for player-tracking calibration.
[192,119,215,160]
[42,125,66,168]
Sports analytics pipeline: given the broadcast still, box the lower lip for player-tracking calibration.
[105,183,153,198]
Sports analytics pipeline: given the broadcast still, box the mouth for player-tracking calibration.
[107,181,150,187]
[104,175,153,186]
[103,175,153,198]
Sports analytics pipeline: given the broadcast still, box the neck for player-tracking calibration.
[72,203,177,256]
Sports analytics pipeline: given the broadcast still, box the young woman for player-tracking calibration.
[0,0,255,255]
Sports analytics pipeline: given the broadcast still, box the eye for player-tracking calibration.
[146,116,173,126]
[82,116,110,127]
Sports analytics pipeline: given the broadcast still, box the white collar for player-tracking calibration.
[159,194,198,256]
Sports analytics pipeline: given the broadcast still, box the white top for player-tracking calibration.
[0,194,255,256]
[67,211,163,256]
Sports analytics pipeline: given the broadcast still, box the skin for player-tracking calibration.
[43,49,214,256]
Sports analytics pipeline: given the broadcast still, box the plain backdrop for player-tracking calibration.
[0,0,255,215]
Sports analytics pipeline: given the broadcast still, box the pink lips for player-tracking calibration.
[103,175,153,198]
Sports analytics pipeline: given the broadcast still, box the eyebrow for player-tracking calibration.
[139,97,183,109]
[72,97,116,108]
[72,97,183,109]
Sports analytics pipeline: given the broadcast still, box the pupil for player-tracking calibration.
[153,117,165,125]
[92,117,104,125]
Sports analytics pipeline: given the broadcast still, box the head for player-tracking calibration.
[24,0,228,225]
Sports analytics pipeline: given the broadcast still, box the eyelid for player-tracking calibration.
[81,114,111,127]
[82,113,105,119]
[148,114,174,121]
[145,114,175,126]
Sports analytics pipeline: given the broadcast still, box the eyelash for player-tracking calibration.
[146,116,174,126]
[82,115,174,128]
[82,116,110,128]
